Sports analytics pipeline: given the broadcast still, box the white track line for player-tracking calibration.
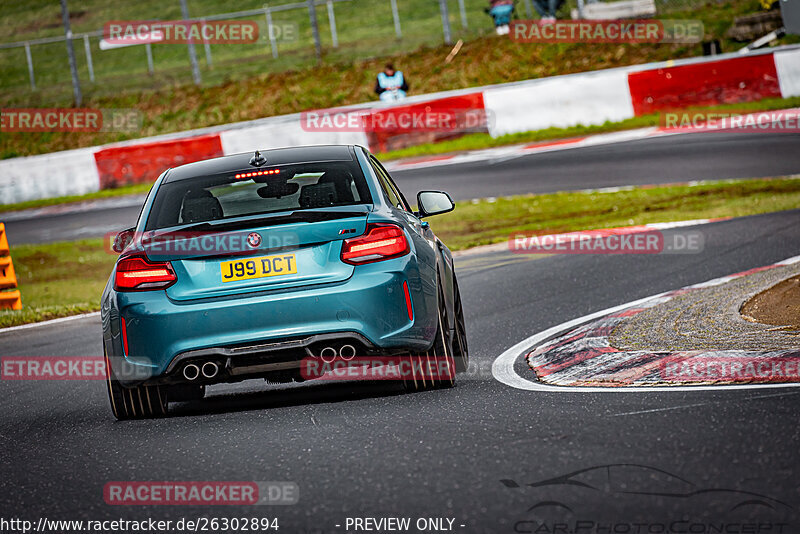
[491,255,800,393]
[0,311,100,335]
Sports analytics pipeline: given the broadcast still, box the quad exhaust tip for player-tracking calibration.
[201,361,219,379]
[339,344,356,361]
[320,346,337,363]
[183,363,200,381]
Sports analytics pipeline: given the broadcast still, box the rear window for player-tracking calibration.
[146,161,372,231]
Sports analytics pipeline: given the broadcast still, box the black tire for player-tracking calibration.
[105,352,168,420]
[404,276,456,392]
[452,276,469,373]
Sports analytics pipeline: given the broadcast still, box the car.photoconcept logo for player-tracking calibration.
[502,464,792,532]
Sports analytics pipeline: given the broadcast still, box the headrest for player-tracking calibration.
[299,181,337,208]
[181,189,224,223]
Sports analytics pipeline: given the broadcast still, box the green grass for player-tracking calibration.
[0,238,115,328]
[0,0,500,107]
[430,177,800,250]
[2,176,800,328]
[0,182,153,213]
[3,0,797,159]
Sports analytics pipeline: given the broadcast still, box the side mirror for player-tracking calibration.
[112,228,135,253]
[416,191,455,218]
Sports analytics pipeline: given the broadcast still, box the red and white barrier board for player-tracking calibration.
[94,134,224,189]
[775,49,800,98]
[363,93,487,152]
[1,45,799,204]
[626,54,782,115]
[0,148,100,205]
[483,68,636,137]
[220,114,369,155]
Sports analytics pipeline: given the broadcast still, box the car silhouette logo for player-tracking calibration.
[247,232,262,248]
[501,463,790,516]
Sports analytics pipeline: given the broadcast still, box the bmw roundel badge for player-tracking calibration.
[247,232,262,248]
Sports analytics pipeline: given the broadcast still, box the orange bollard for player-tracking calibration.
[0,223,22,310]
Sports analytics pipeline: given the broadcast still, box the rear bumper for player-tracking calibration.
[103,255,437,383]
[144,331,383,386]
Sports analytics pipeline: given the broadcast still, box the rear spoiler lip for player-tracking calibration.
[146,205,373,239]
[122,205,373,262]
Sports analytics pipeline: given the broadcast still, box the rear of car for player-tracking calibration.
[101,145,459,419]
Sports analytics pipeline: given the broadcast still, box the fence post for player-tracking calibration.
[145,42,155,74]
[326,0,338,48]
[83,35,95,82]
[264,6,279,58]
[438,0,452,44]
[24,42,36,90]
[306,0,322,60]
[201,19,213,67]
[307,0,322,60]
[457,0,468,29]
[522,0,532,19]
[60,0,82,106]
[390,0,402,38]
[179,0,202,85]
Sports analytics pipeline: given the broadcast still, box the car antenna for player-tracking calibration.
[249,150,266,167]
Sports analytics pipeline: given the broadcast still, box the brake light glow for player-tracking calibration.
[114,255,177,291]
[341,224,410,264]
[235,169,280,179]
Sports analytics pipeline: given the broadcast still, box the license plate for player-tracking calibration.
[221,254,297,282]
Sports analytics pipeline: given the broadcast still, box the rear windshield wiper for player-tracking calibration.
[154,206,371,235]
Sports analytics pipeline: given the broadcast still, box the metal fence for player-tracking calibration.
[0,0,722,105]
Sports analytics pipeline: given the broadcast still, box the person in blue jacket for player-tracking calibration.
[374,63,409,102]
[487,0,515,34]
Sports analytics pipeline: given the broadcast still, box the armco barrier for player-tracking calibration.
[626,54,782,116]
[93,133,224,188]
[2,45,799,205]
[0,223,22,310]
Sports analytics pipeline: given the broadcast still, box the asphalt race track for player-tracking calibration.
[2,209,800,530]
[5,130,800,245]
[394,131,800,200]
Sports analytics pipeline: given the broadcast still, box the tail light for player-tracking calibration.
[114,255,177,291]
[341,224,410,265]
